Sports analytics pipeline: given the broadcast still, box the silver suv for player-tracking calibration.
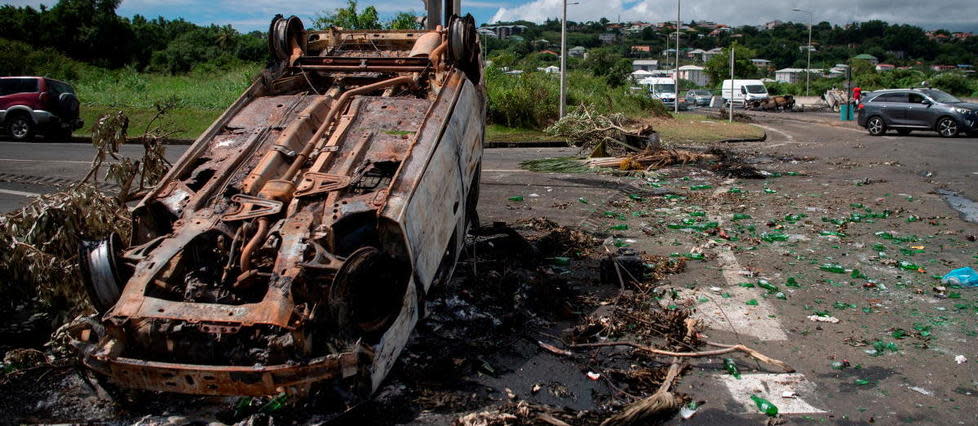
[857,88,978,137]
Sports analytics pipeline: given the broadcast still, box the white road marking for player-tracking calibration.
[0,188,40,197]
[0,158,93,164]
[684,182,788,341]
[719,373,826,414]
[756,125,794,141]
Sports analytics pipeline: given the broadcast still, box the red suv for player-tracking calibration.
[0,76,83,141]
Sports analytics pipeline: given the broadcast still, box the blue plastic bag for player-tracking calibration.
[942,267,978,287]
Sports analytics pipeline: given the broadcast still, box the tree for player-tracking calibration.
[388,12,420,30]
[313,0,380,30]
[704,44,759,85]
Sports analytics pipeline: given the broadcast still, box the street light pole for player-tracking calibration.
[559,0,568,118]
[674,0,680,113]
[793,8,813,97]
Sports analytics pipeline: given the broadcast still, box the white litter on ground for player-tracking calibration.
[808,315,840,323]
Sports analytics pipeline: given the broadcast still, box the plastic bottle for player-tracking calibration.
[820,263,845,273]
[899,260,922,271]
[691,184,713,190]
[723,358,741,379]
[732,213,752,221]
[609,224,628,231]
[750,394,779,416]
[785,277,800,287]
[757,280,779,293]
[761,232,789,242]
[508,196,524,202]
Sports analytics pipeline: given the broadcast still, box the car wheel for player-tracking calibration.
[896,129,911,136]
[867,116,887,136]
[7,115,34,141]
[937,117,959,138]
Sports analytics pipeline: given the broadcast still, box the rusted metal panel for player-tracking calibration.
[74,16,485,399]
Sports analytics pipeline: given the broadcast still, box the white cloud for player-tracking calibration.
[489,0,978,26]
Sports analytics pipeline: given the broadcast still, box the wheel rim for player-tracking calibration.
[869,118,883,134]
[939,119,956,136]
[11,119,29,138]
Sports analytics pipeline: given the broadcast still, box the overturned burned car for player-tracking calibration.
[72,11,485,397]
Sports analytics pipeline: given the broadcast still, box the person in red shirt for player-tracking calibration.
[853,86,862,102]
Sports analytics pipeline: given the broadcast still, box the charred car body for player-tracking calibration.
[72,11,484,397]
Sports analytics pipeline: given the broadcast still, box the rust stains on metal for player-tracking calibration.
[73,13,485,398]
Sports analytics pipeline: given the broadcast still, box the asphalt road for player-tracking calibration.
[2,114,977,424]
[1,117,975,214]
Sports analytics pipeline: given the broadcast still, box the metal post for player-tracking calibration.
[674,0,680,113]
[806,14,812,96]
[559,0,567,118]
[793,8,813,97]
[729,43,734,122]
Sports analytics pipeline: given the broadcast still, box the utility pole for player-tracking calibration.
[559,0,568,118]
[729,43,734,122]
[793,8,813,96]
[674,0,681,113]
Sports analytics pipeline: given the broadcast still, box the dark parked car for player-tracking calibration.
[685,89,712,107]
[857,88,978,137]
[0,76,83,141]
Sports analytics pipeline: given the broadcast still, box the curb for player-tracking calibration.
[485,141,569,148]
[718,132,768,143]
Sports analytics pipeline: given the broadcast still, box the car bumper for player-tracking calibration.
[29,110,83,130]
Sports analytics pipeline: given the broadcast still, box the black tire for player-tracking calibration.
[6,114,34,141]
[936,117,959,138]
[866,116,887,136]
[896,129,912,136]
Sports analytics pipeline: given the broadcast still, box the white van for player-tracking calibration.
[721,79,768,106]
[638,77,687,110]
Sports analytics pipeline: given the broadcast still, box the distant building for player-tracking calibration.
[687,48,707,60]
[750,58,772,69]
[538,50,559,57]
[568,46,587,58]
[764,20,784,30]
[476,28,497,39]
[702,47,723,62]
[931,64,957,72]
[678,65,708,86]
[775,68,822,84]
[852,54,879,65]
[599,33,620,44]
[537,65,560,74]
[481,24,528,39]
[631,45,652,54]
[875,64,895,72]
[632,59,660,72]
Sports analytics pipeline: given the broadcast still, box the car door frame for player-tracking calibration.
[905,92,936,128]
[875,92,909,126]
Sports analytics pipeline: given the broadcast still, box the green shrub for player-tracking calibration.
[929,72,975,96]
[486,66,665,130]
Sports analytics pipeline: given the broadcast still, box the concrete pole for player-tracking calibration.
[806,14,812,96]
[559,0,567,118]
[729,43,734,122]
[674,0,680,113]
[793,9,814,97]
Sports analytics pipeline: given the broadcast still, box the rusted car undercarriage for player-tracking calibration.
[72,13,485,397]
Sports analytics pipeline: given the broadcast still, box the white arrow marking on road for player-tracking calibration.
[720,373,826,414]
[0,158,93,164]
[0,188,40,197]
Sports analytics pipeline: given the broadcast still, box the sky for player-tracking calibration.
[4,0,978,32]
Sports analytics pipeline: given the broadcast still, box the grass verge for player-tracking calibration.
[79,106,222,140]
[486,124,566,144]
[653,112,765,144]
